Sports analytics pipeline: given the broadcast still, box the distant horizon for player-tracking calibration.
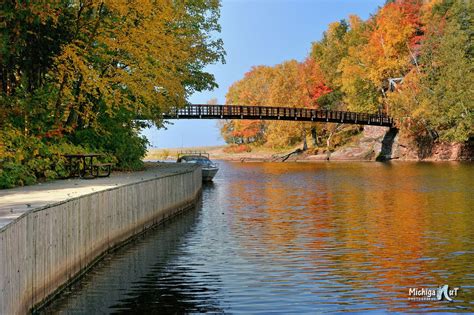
[141,0,385,149]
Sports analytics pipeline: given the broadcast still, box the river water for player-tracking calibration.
[42,161,473,313]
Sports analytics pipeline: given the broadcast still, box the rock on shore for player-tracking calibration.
[323,126,473,161]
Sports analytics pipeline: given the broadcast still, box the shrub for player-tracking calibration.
[0,114,149,189]
[71,123,147,171]
[0,128,86,188]
[223,144,252,153]
[0,162,36,188]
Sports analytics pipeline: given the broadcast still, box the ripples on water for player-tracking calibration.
[42,162,474,313]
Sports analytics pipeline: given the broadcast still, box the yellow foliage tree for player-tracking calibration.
[50,0,224,131]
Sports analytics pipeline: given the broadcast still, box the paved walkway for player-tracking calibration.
[0,163,194,229]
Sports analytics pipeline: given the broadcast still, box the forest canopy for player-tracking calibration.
[0,0,224,188]
[221,0,473,151]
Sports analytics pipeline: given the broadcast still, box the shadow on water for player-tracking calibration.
[202,181,216,190]
[40,196,224,314]
[108,266,223,314]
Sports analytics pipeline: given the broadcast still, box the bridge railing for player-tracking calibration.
[164,104,394,126]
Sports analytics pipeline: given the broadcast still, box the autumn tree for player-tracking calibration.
[337,1,423,113]
[0,0,225,186]
[1,0,224,127]
[222,0,472,155]
[387,0,473,142]
[265,60,330,148]
[222,66,275,144]
[311,20,349,110]
[221,59,331,149]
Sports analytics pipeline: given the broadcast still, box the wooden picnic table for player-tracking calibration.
[63,153,113,178]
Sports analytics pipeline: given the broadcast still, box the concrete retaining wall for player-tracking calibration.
[0,166,202,314]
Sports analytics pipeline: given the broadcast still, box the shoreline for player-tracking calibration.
[146,147,472,163]
[146,126,472,162]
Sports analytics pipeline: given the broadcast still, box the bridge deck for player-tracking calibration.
[162,105,394,127]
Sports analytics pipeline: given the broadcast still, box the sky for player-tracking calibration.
[142,0,385,149]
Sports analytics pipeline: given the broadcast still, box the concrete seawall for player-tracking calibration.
[0,164,202,314]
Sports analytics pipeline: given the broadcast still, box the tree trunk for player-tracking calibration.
[326,133,332,149]
[326,124,342,150]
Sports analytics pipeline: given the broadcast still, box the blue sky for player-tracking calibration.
[142,0,385,149]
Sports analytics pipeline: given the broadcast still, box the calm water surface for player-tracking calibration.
[42,162,474,313]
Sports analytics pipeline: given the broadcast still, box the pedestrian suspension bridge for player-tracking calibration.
[162,104,394,127]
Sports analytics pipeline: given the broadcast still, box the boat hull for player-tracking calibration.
[202,168,218,181]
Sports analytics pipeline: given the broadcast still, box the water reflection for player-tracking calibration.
[43,162,474,313]
[225,162,473,312]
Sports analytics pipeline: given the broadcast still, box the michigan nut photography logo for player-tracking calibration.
[408,285,460,302]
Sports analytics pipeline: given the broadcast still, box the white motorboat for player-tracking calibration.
[177,152,219,181]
